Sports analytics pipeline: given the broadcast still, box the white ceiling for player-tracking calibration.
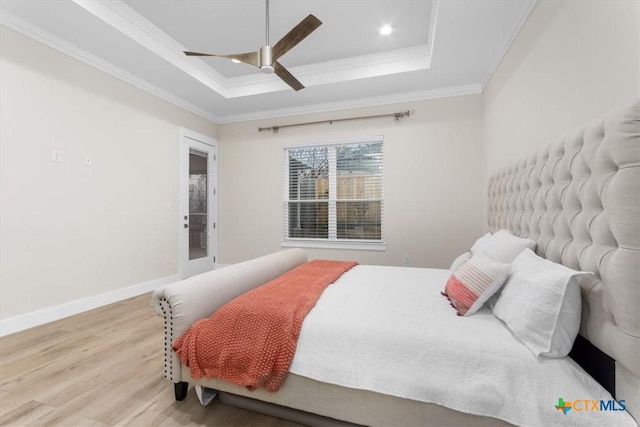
[0,0,536,123]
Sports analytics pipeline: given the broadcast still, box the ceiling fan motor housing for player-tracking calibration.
[260,45,275,74]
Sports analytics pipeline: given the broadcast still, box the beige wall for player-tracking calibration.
[0,27,217,320]
[218,96,485,268]
[2,0,637,325]
[218,0,640,268]
[483,0,639,177]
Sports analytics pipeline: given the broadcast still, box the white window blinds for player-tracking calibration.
[283,138,384,249]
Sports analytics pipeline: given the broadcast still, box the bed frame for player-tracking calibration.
[152,102,639,426]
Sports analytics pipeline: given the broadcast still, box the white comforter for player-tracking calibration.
[289,265,637,427]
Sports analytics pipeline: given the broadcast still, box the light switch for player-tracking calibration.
[84,155,93,167]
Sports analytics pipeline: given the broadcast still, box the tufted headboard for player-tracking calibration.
[487,103,639,417]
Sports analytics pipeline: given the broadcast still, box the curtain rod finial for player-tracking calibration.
[394,110,411,120]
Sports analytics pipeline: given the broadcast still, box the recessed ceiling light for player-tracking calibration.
[380,25,393,36]
[231,58,241,63]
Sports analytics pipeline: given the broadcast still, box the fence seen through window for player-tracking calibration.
[284,140,383,245]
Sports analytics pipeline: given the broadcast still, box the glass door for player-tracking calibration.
[180,129,217,278]
[188,148,209,261]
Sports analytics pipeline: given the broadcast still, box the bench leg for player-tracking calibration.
[174,381,188,401]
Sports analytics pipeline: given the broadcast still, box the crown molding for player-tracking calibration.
[74,0,435,99]
[73,0,229,95]
[481,0,537,91]
[2,0,502,126]
[225,44,432,97]
[0,12,220,123]
[1,11,458,126]
[217,84,483,124]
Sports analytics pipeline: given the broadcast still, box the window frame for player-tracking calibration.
[281,136,385,251]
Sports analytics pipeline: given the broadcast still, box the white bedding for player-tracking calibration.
[289,265,637,427]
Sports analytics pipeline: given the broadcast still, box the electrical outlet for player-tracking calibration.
[164,255,171,265]
[52,149,62,162]
[403,255,410,265]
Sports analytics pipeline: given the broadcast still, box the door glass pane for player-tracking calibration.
[189,149,208,260]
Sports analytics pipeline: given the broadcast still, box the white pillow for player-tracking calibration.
[470,232,492,253]
[443,254,510,316]
[449,251,471,273]
[449,233,491,272]
[471,229,536,263]
[492,249,591,358]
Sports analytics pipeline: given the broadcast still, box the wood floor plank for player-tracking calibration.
[26,404,109,427]
[1,331,103,385]
[0,400,56,425]
[0,328,71,366]
[0,293,305,427]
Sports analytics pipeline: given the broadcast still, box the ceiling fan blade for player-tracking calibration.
[272,14,322,61]
[184,51,215,56]
[273,61,304,91]
[184,51,260,67]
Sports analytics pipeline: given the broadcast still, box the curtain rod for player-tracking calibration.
[258,110,411,133]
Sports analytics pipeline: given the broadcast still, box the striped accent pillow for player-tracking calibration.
[442,254,510,316]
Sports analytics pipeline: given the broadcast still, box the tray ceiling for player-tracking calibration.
[0,0,536,122]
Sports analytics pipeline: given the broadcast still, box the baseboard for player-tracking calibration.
[0,274,179,337]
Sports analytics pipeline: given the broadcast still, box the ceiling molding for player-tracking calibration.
[73,0,229,95]
[426,0,439,65]
[480,0,538,91]
[74,0,435,99]
[0,11,220,123]
[2,1,535,125]
[217,84,483,124]
[1,11,477,126]
[225,44,432,97]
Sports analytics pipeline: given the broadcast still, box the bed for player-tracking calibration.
[152,102,639,426]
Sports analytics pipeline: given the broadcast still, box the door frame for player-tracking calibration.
[178,127,218,279]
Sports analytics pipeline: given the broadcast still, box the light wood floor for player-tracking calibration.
[0,293,304,427]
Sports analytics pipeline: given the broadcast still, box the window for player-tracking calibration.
[283,137,384,250]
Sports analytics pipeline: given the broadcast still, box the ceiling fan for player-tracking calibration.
[184,0,322,91]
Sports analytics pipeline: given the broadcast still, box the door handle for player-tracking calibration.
[184,224,189,228]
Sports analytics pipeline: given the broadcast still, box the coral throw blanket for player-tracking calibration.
[172,259,358,392]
